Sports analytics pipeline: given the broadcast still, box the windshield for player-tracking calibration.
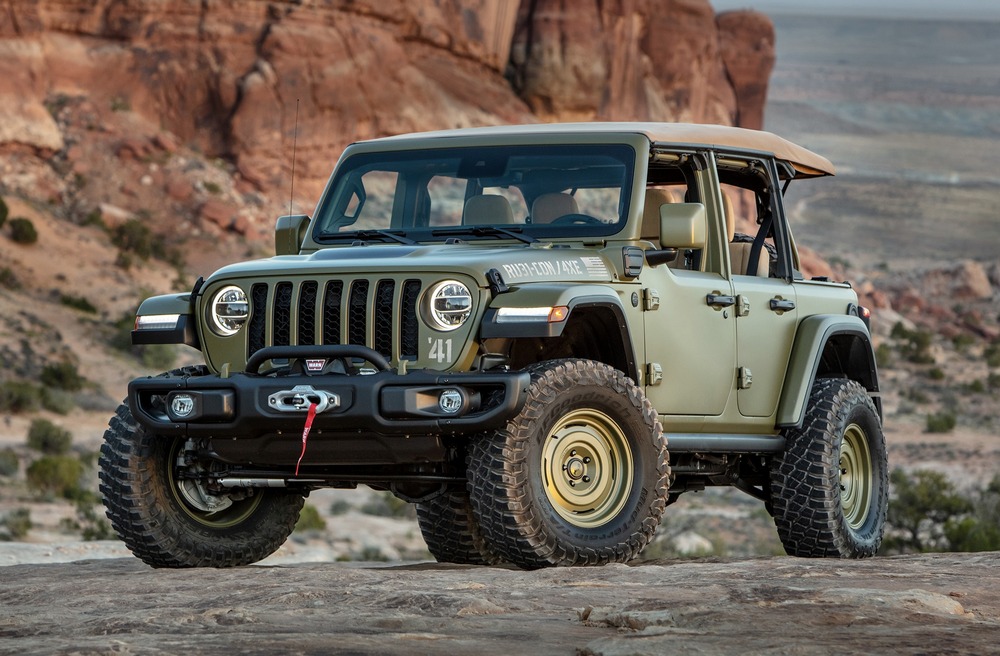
[313,144,635,242]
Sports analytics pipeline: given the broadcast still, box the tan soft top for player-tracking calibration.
[373,122,835,178]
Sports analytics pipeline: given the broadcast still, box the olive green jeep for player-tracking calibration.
[99,123,887,568]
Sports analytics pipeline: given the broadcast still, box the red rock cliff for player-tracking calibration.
[0,0,774,202]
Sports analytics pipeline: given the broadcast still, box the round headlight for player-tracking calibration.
[425,280,472,331]
[209,285,249,336]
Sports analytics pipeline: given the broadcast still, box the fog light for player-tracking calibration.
[170,394,196,418]
[438,389,464,414]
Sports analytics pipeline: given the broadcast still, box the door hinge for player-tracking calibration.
[738,366,753,390]
[643,288,660,311]
[646,362,663,385]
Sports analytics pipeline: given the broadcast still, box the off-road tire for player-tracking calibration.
[770,378,888,558]
[416,487,502,565]
[467,359,669,569]
[99,366,304,568]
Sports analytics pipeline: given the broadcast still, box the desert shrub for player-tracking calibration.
[925,411,956,433]
[0,381,43,413]
[0,448,19,476]
[986,343,1000,368]
[59,294,98,314]
[891,322,935,364]
[111,218,163,260]
[203,181,222,195]
[0,196,8,227]
[40,387,75,415]
[26,455,84,499]
[329,499,351,516]
[27,418,72,454]
[874,343,893,367]
[81,207,106,228]
[0,266,18,290]
[927,367,945,380]
[966,379,986,394]
[988,373,1000,390]
[0,508,32,541]
[294,503,327,533]
[884,469,971,553]
[40,361,86,391]
[59,501,113,541]
[8,217,38,244]
[951,334,975,352]
[359,491,416,519]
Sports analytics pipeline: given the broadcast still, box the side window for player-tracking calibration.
[717,156,788,278]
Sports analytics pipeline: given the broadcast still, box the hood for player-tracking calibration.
[205,243,615,288]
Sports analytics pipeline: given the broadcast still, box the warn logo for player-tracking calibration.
[305,359,327,373]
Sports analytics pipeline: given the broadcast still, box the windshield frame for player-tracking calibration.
[309,140,640,245]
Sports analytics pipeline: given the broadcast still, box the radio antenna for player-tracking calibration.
[288,98,300,217]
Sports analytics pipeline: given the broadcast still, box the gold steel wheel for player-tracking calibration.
[839,423,873,530]
[541,408,634,528]
[167,440,263,528]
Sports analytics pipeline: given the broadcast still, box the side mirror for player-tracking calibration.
[274,214,311,256]
[660,203,707,250]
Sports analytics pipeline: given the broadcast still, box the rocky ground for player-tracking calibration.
[2,552,998,655]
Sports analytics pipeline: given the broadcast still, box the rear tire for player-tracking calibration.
[468,359,669,569]
[769,378,888,557]
[99,368,304,568]
[416,487,501,565]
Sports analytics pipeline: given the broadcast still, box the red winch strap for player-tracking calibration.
[295,402,319,477]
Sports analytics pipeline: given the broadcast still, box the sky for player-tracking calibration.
[709,0,1000,21]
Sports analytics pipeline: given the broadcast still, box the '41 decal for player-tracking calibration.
[427,337,454,364]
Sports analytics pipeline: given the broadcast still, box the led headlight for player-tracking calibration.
[209,285,249,336]
[425,280,472,331]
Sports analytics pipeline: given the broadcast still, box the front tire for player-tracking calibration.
[416,487,501,565]
[99,369,304,568]
[769,378,888,557]
[467,360,669,569]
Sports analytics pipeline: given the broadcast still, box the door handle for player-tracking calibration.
[706,293,736,308]
[769,298,796,312]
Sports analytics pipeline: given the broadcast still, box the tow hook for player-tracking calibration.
[267,385,340,413]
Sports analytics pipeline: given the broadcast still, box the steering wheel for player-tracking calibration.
[549,213,604,225]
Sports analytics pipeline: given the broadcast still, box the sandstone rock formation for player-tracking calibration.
[0,0,774,204]
[3,553,998,655]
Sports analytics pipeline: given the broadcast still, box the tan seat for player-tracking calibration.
[724,189,768,277]
[463,194,515,225]
[640,187,679,241]
[531,193,578,223]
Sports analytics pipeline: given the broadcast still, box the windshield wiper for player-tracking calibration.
[432,225,537,245]
[322,229,416,245]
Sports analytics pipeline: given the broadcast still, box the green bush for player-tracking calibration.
[0,508,32,540]
[111,219,163,261]
[0,448,19,476]
[0,266,17,290]
[359,491,416,519]
[294,503,327,532]
[59,294,98,314]
[26,455,84,499]
[40,388,75,415]
[27,418,72,454]
[986,343,1000,368]
[925,411,957,434]
[988,372,1000,390]
[63,502,114,541]
[40,361,86,391]
[927,367,945,381]
[8,217,38,244]
[967,379,986,394]
[874,343,893,367]
[0,381,43,414]
[0,196,8,227]
[329,499,351,516]
[891,322,935,364]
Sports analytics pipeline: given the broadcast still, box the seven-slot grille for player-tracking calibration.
[247,279,422,362]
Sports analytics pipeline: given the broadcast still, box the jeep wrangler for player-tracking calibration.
[99,123,888,569]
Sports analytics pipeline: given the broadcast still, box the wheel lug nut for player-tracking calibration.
[582,476,591,483]
[840,484,846,491]
[570,450,577,456]
[562,464,567,471]
[569,480,576,487]
[841,468,847,475]
[583,457,591,464]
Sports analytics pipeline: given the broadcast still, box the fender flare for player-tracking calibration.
[479,284,639,382]
[776,314,881,428]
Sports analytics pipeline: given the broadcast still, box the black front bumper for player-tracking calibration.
[127,354,528,467]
